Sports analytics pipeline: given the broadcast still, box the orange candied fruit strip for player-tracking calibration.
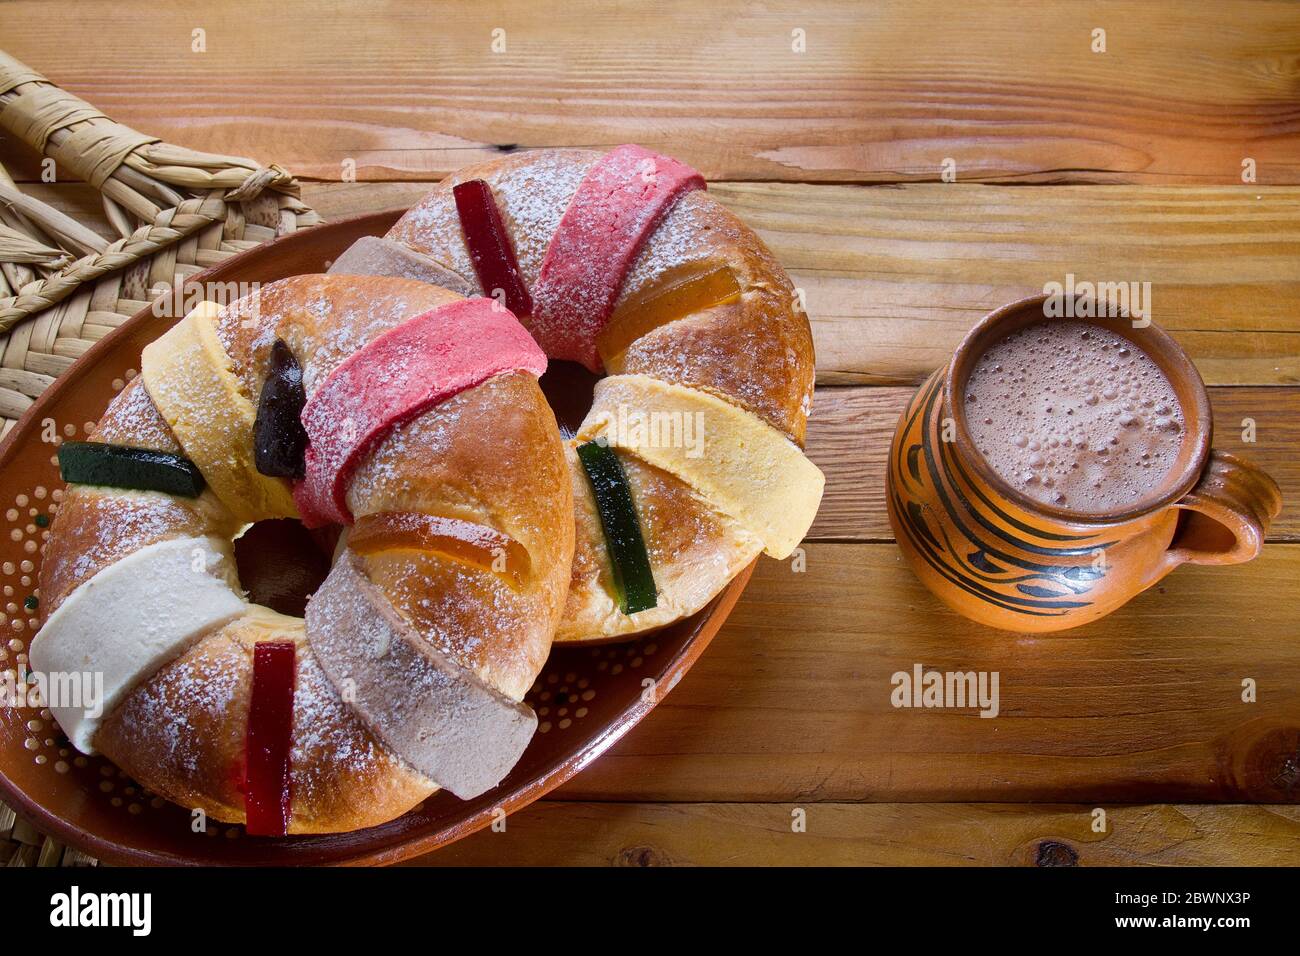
[597,263,742,370]
[349,512,529,589]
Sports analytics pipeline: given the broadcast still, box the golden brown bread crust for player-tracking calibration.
[348,372,571,698]
[218,276,573,696]
[95,610,433,834]
[560,449,762,642]
[41,380,241,616]
[39,274,573,833]
[389,150,815,443]
[387,149,815,642]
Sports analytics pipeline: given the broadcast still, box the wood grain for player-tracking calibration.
[552,542,1300,804]
[721,182,1300,387]
[2,1,1297,185]
[3,31,1298,868]
[406,801,1300,866]
[18,181,1300,387]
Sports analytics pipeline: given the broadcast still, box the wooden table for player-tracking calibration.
[3,0,1298,865]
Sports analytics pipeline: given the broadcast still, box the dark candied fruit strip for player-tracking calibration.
[253,338,308,479]
[243,639,296,837]
[453,178,532,316]
[575,440,658,614]
[57,441,205,497]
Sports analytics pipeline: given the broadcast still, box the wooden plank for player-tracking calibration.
[553,542,1300,804]
[16,181,1300,387]
[405,801,1300,866]
[806,385,1300,542]
[716,182,1300,387]
[2,1,1298,184]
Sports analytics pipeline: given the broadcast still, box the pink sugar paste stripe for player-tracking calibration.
[295,297,547,527]
[529,144,705,372]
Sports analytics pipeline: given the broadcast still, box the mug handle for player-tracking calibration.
[1165,451,1283,566]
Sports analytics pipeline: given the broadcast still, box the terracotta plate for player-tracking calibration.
[0,212,756,865]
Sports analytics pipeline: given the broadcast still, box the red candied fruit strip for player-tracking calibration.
[453,179,532,317]
[243,640,296,837]
[294,298,548,528]
[529,144,706,372]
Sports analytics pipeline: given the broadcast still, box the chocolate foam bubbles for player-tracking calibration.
[964,319,1185,514]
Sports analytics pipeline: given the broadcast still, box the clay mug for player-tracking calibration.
[887,293,1283,632]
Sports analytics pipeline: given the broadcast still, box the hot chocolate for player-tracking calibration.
[964,319,1184,514]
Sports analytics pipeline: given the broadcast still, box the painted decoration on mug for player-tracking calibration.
[889,371,1111,624]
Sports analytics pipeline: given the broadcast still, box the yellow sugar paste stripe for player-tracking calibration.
[142,302,298,523]
[576,374,824,559]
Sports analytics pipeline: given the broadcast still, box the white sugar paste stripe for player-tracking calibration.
[30,536,246,754]
[306,551,537,799]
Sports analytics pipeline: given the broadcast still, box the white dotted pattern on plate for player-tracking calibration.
[525,641,658,733]
[5,396,246,839]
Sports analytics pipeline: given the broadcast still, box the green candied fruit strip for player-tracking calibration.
[57,441,205,498]
[576,440,658,615]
